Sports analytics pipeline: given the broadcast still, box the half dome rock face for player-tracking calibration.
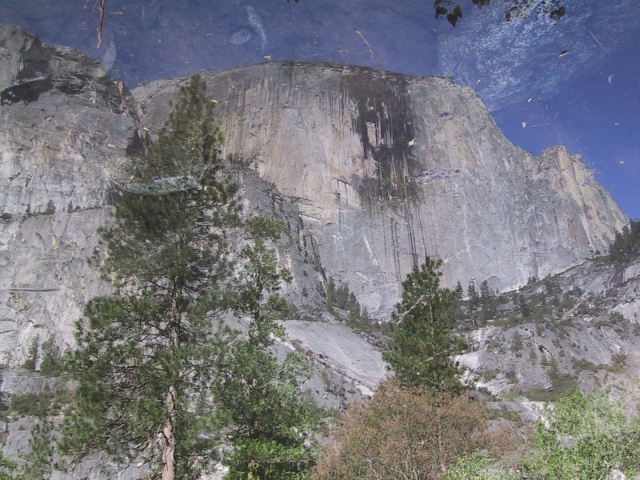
[135,62,627,313]
[0,20,629,365]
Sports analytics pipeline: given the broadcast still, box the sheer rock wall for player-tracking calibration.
[0,25,628,365]
[0,24,136,365]
[135,62,627,313]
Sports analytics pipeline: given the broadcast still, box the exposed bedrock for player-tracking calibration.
[135,62,627,314]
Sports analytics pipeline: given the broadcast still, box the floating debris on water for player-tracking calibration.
[101,38,116,72]
[230,28,252,46]
[246,6,267,50]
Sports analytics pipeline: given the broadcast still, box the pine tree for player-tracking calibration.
[335,283,349,309]
[467,280,480,310]
[479,279,495,321]
[22,338,39,372]
[17,419,55,480]
[383,258,467,392]
[39,337,63,376]
[518,294,530,318]
[609,219,640,264]
[214,217,317,479]
[60,76,240,479]
[324,277,336,312]
[451,281,465,324]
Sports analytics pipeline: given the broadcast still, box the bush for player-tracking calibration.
[312,378,487,480]
[443,452,512,480]
[520,389,640,479]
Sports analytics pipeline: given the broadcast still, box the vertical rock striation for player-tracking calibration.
[0,23,628,363]
[135,62,627,314]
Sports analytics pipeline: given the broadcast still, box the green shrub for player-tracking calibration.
[520,389,640,479]
[443,452,512,480]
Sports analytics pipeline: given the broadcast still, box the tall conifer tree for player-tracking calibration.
[214,217,317,479]
[60,76,240,479]
[383,257,467,392]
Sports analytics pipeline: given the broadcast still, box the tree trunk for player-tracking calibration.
[162,315,180,480]
[162,384,177,480]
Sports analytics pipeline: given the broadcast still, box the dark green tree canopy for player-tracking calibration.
[609,219,640,264]
[61,75,317,479]
[61,75,241,479]
[383,257,467,392]
[215,217,318,479]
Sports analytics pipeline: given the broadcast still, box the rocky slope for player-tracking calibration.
[0,24,137,366]
[1,25,627,364]
[457,253,640,407]
[0,19,630,386]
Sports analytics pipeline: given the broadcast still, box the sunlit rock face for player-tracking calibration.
[0,24,138,365]
[0,23,628,364]
[135,62,627,314]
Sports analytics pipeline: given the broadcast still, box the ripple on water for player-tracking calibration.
[230,28,252,45]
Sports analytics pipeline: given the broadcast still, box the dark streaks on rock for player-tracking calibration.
[1,78,53,105]
[342,69,417,204]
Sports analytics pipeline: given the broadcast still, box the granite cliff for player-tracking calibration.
[135,62,628,314]
[0,24,628,366]
[457,254,640,411]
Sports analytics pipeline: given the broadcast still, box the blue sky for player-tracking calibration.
[2,0,637,219]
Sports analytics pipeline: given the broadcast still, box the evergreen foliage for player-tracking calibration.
[43,200,55,215]
[324,277,336,313]
[323,278,367,324]
[216,341,316,479]
[21,337,62,375]
[518,294,530,318]
[383,258,467,392]
[214,217,317,479]
[8,387,71,418]
[479,280,496,321]
[468,280,480,310]
[60,75,240,479]
[39,337,63,376]
[609,219,640,264]
[59,76,316,479]
[22,339,38,372]
[16,419,55,480]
